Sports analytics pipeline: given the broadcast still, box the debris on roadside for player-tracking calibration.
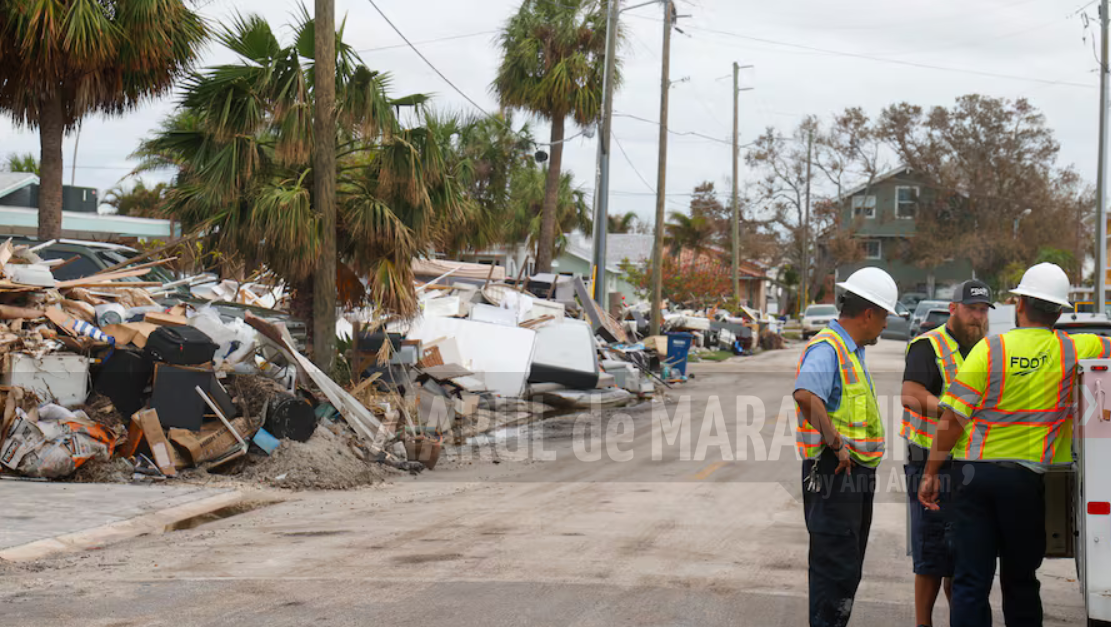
[0,237,787,487]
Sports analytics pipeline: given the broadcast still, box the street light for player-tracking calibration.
[1013,208,1032,240]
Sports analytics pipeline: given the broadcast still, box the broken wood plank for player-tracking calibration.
[55,267,153,288]
[0,305,45,320]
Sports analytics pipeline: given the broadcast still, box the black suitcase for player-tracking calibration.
[144,325,219,365]
[94,348,154,418]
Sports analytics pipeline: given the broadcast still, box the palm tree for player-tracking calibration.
[0,0,206,239]
[426,112,535,256]
[493,0,616,273]
[103,180,168,218]
[607,211,638,234]
[134,10,464,321]
[505,164,591,258]
[6,153,39,176]
[665,211,713,269]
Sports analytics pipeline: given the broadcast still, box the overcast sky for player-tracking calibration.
[0,0,1100,226]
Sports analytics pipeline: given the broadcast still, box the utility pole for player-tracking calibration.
[650,0,674,336]
[312,0,337,373]
[801,127,813,314]
[732,62,740,303]
[730,63,753,305]
[590,0,621,305]
[1097,0,1109,316]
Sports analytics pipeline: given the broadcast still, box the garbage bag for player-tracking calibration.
[0,405,118,478]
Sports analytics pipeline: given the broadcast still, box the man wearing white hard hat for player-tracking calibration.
[920,263,1111,626]
[793,266,897,627]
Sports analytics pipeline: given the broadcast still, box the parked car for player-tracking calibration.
[1055,312,1111,337]
[801,304,839,339]
[909,299,949,338]
[882,301,912,340]
[921,308,951,333]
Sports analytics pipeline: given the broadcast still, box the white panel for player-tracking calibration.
[405,317,535,398]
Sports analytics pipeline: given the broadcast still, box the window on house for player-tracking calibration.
[863,240,882,260]
[896,186,919,219]
[851,195,876,218]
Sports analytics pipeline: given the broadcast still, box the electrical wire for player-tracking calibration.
[613,112,734,145]
[612,134,656,193]
[682,22,1097,89]
[623,13,1096,89]
[367,0,507,126]
[356,30,497,54]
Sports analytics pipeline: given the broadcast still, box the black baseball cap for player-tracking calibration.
[953,279,995,308]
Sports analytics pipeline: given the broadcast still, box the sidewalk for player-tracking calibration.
[0,481,242,562]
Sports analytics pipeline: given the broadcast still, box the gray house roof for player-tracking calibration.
[564,232,655,273]
[606,233,654,268]
[0,172,39,199]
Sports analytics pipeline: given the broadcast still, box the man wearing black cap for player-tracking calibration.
[900,280,993,627]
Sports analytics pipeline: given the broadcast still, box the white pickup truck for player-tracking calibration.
[1038,316,1111,625]
[1063,355,1111,625]
[975,313,1111,624]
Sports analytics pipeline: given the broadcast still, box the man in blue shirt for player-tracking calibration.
[792,267,897,627]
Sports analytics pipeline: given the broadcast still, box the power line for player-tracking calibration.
[612,134,656,193]
[683,22,1097,89]
[624,13,1096,89]
[613,112,735,145]
[366,0,514,131]
[356,30,497,54]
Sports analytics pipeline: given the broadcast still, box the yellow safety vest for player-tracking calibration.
[901,325,964,449]
[795,328,885,467]
[948,329,1078,465]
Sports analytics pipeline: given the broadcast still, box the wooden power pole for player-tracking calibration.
[650,0,674,336]
[313,0,337,373]
[801,127,813,314]
[732,62,740,303]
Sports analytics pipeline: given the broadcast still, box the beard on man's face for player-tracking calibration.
[952,313,987,347]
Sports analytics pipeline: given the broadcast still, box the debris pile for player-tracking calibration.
[0,238,403,486]
[0,241,787,487]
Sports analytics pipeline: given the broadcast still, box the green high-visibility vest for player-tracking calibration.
[901,325,963,450]
[794,328,885,467]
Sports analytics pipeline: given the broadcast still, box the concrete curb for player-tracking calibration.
[0,490,243,563]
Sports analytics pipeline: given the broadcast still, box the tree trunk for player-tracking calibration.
[290,278,315,351]
[38,93,65,240]
[535,115,565,273]
[312,0,337,374]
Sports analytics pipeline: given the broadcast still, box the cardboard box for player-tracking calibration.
[168,416,252,466]
[102,322,160,349]
[135,409,176,477]
[144,312,189,327]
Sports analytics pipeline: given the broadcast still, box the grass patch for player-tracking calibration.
[698,350,735,362]
[782,331,802,341]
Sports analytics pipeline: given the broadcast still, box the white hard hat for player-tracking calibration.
[836,267,899,314]
[1010,262,1072,309]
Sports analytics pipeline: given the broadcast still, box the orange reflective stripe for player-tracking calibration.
[821,331,860,385]
[996,335,1008,407]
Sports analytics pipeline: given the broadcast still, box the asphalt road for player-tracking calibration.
[0,339,1087,626]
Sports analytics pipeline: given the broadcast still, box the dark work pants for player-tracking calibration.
[802,448,877,627]
[951,461,1046,627]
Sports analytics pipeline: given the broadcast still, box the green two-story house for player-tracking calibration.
[835,166,972,302]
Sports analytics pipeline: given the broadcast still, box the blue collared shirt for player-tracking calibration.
[793,320,873,412]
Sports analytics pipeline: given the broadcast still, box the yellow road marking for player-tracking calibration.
[691,461,728,481]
